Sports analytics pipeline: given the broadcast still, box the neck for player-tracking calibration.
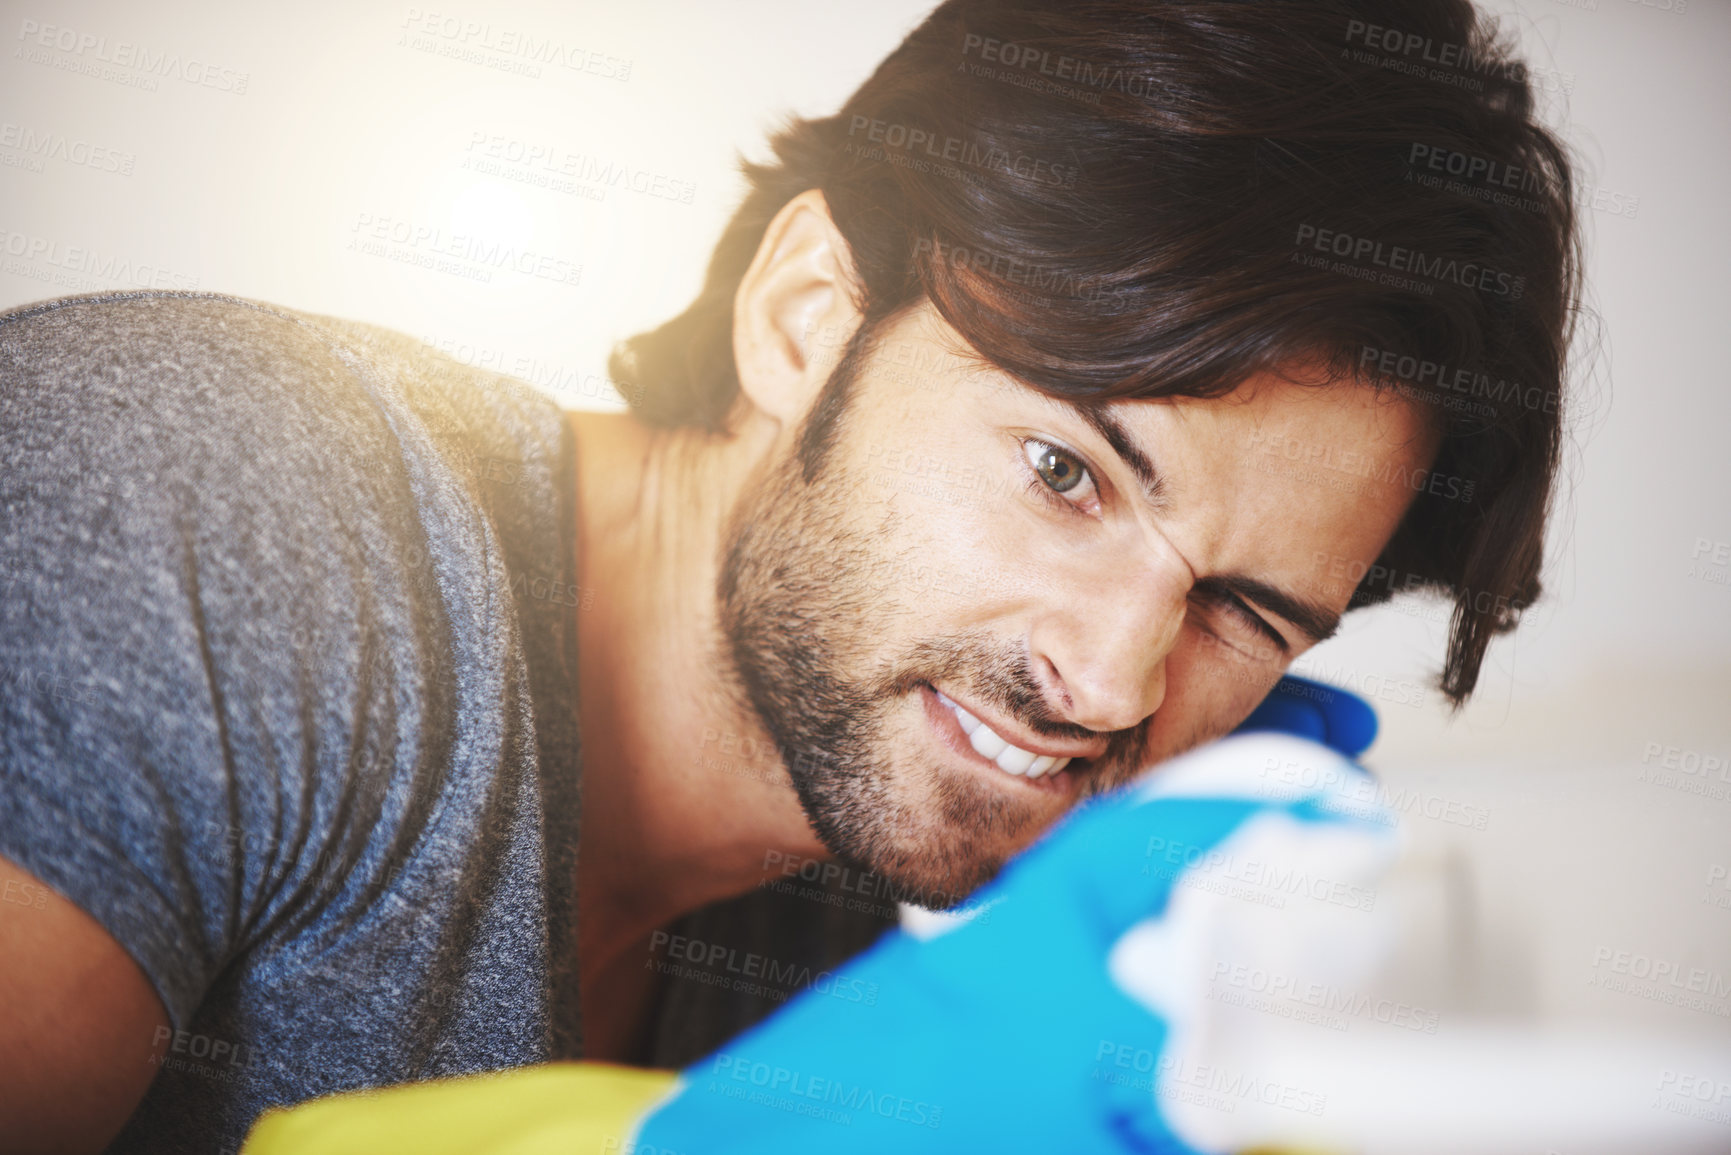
[566,408,828,987]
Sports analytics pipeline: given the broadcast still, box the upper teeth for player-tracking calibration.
[937,691,1072,780]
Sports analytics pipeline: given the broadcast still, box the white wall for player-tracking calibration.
[2,0,1725,1036]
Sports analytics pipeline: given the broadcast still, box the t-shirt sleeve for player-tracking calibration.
[0,292,459,1029]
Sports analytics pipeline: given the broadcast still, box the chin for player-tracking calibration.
[847,753,1062,910]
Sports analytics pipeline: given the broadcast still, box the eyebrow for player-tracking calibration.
[1069,403,1169,512]
[1204,573,1342,647]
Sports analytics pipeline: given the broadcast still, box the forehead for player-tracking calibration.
[1100,370,1440,587]
[876,300,1438,476]
[1111,366,1439,466]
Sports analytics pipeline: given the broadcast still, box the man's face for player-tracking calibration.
[720,301,1436,906]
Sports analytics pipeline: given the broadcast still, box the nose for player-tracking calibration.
[1027,550,1190,734]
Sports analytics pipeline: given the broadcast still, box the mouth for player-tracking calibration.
[918,682,1098,794]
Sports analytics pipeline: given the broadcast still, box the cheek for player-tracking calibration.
[1149,633,1285,751]
[845,479,1033,621]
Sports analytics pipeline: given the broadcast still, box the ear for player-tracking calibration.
[732,189,863,429]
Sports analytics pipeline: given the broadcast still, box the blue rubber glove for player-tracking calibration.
[1233,674,1378,758]
[632,733,1399,1155]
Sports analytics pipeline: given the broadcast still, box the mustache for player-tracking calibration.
[878,632,1150,763]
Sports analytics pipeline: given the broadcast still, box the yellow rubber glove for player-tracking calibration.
[241,1062,679,1155]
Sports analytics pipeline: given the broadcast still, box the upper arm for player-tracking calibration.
[0,852,172,1155]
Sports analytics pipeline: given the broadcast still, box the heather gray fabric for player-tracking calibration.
[0,291,584,1153]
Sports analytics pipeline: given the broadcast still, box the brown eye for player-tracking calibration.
[1025,440,1088,494]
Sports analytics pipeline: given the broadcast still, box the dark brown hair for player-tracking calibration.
[611,0,1583,706]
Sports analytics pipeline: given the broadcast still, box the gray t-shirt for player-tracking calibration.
[0,291,585,1153]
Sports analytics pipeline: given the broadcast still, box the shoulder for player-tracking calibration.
[0,288,554,413]
[0,290,568,519]
[1,291,359,399]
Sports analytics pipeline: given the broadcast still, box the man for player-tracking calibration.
[0,0,1577,1150]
